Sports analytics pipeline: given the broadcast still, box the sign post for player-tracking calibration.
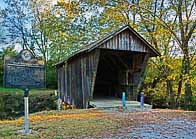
[140,92,144,109]
[122,92,126,110]
[4,49,45,134]
[57,90,62,111]
[24,88,30,133]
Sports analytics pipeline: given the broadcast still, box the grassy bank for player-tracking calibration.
[0,87,54,94]
[0,87,57,119]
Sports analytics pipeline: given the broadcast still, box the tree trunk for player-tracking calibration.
[166,80,175,109]
[183,49,192,110]
[185,81,192,109]
[43,53,47,88]
[176,74,182,108]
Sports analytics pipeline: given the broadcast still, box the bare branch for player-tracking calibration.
[187,20,196,42]
[130,3,182,47]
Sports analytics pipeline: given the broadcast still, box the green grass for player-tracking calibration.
[0,87,23,93]
[0,129,17,137]
[0,87,54,95]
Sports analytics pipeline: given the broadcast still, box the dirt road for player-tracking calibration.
[103,109,196,139]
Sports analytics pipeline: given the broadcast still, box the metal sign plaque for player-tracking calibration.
[4,49,45,89]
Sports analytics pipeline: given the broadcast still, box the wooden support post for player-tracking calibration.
[125,70,131,100]
[89,49,100,101]
[137,54,150,99]
[113,53,129,69]
[102,55,116,72]
[106,54,122,71]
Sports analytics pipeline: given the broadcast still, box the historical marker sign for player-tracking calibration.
[4,49,45,89]
[4,49,45,134]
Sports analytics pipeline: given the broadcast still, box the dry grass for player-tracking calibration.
[0,109,196,139]
[0,109,122,139]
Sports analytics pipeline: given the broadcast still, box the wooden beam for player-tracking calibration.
[137,54,150,92]
[105,54,122,71]
[102,57,116,72]
[113,53,129,69]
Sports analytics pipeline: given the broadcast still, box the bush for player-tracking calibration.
[144,89,169,109]
[46,61,57,89]
[0,91,57,120]
[187,96,196,111]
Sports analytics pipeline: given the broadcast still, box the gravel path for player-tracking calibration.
[101,110,196,139]
[108,118,196,139]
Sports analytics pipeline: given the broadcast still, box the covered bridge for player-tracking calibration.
[55,25,160,108]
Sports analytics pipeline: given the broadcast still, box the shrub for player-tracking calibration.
[187,96,196,111]
[0,91,57,120]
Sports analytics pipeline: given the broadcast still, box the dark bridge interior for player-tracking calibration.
[93,49,134,99]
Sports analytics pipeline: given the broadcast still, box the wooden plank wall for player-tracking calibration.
[58,49,100,108]
[100,29,149,53]
[131,53,149,100]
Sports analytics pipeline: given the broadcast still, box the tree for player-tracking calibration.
[2,0,55,86]
[2,0,34,51]
[0,45,17,86]
[136,0,196,108]
[37,0,108,62]
[88,0,196,108]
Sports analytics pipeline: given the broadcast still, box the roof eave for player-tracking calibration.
[126,26,161,57]
[55,25,161,67]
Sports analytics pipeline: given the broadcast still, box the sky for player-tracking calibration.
[0,0,5,51]
[0,0,6,9]
[0,0,22,51]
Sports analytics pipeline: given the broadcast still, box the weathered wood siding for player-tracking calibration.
[58,49,100,108]
[131,53,149,100]
[99,29,149,53]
